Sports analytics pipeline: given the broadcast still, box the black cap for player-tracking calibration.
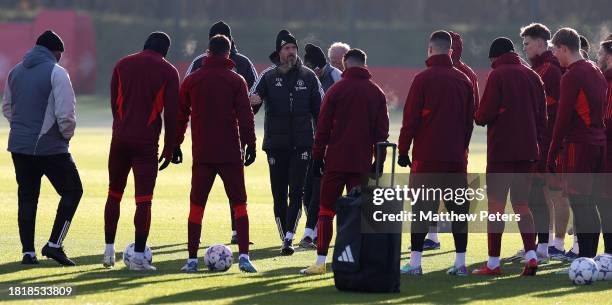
[143,31,171,57]
[304,43,326,69]
[36,30,64,52]
[489,37,514,58]
[276,29,297,52]
[209,21,231,40]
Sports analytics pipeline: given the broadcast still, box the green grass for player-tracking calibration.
[0,96,610,305]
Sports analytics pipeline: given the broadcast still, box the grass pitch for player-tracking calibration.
[0,96,610,305]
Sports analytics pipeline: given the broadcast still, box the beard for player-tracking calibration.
[279,55,297,73]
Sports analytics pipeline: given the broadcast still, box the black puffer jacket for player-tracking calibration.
[185,44,258,89]
[251,53,323,150]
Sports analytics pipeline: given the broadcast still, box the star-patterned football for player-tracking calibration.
[569,257,599,285]
[203,244,233,272]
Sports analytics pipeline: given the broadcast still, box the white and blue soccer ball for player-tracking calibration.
[203,244,233,272]
[569,257,599,285]
[122,243,153,267]
[594,254,612,281]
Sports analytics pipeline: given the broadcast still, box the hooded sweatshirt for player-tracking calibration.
[450,32,480,109]
[475,52,546,162]
[2,45,76,155]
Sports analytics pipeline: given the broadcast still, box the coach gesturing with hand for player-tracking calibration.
[249,30,323,256]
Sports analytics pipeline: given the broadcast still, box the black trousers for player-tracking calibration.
[266,148,310,241]
[12,153,83,253]
[303,160,321,231]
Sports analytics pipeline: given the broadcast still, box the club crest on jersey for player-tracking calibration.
[295,79,307,91]
[300,151,310,160]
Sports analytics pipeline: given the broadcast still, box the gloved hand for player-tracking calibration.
[244,144,256,166]
[158,155,171,171]
[312,159,325,178]
[398,155,412,168]
[172,146,183,164]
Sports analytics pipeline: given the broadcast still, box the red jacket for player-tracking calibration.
[398,54,475,163]
[603,69,612,140]
[312,67,389,173]
[111,50,179,158]
[450,32,480,109]
[531,50,563,168]
[548,59,607,162]
[475,52,546,162]
[176,55,255,164]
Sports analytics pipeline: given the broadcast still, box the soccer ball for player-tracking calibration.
[123,243,153,267]
[569,257,599,285]
[203,244,233,272]
[594,254,612,281]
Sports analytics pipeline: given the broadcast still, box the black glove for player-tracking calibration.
[312,159,324,178]
[171,146,183,164]
[244,144,256,166]
[158,155,171,171]
[398,155,412,168]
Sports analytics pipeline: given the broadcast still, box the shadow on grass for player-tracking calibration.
[1,243,609,305]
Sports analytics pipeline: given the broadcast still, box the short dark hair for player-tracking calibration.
[520,23,551,40]
[144,31,171,57]
[209,34,231,56]
[601,40,612,55]
[579,35,590,52]
[429,30,452,52]
[343,48,367,65]
[551,28,580,52]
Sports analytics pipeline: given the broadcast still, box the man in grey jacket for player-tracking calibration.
[2,30,82,266]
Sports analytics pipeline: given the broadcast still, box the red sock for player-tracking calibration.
[488,232,502,257]
[188,222,201,258]
[514,204,536,252]
[317,215,334,256]
[188,203,205,258]
[134,202,151,252]
[104,191,122,244]
[233,204,249,255]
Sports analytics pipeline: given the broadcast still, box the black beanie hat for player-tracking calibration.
[304,43,327,69]
[489,37,515,58]
[209,21,231,40]
[276,30,298,52]
[143,31,171,57]
[36,30,64,52]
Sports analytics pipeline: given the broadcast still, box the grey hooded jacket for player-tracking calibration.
[3,45,77,155]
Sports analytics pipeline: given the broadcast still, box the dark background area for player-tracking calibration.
[1,0,611,94]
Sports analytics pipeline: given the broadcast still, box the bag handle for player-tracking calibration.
[375,141,397,187]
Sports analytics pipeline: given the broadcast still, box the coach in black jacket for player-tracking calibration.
[185,21,257,89]
[250,30,323,256]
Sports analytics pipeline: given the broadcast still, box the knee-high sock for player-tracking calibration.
[104,191,122,244]
[570,195,600,258]
[134,201,152,252]
[513,203,536,252]
[234,204,250,255]
[188,203,205,259]
[487,201,505,257]
[317,214,334,256]
[597,198,612,254]
[528,181,549,244]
